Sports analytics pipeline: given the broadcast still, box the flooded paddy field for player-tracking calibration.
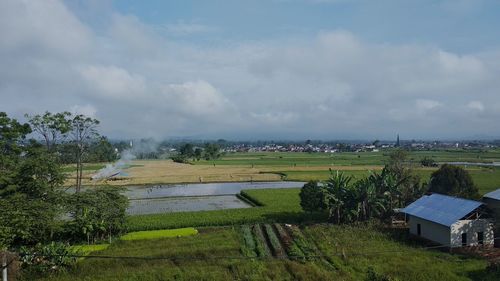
[125,181,304,215]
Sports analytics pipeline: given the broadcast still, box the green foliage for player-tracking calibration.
[20,242,78,275]
[120,228,198,241]
[365,267,398,281]
[299,180,324,213]
[0,113,65,248]
[85,137,117,163]
[252,225,271,258]
[263,224,285,257]
[203,143,221,160]
[429,164,480,199]
[299,167,426,224]
[66,186,128,243]
[240,225,257,257]
[25,111,72,151]
[274,224,304,259]
[420,157,437,167]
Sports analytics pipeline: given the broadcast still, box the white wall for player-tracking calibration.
[450,219,494,247]
[408,216,450,246]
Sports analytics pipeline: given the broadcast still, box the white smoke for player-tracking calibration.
[91,139,159,181]
[91,150,136,181]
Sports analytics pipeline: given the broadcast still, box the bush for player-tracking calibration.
[65,186,128,243]
[20,242,78,275]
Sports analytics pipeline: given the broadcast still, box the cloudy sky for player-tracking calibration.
[1,0,500,140]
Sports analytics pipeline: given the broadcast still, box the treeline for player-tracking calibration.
[300,150,480,224]
[0,112,128,275]
[171,143,222,163]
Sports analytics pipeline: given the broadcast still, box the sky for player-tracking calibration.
[1,0,500,140]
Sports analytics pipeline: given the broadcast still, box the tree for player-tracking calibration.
[25,111,71,151]
[0,112,65,248]
[203,143,220,160]
[299,181,325,213]
[179,143,194,158]
[67,186,128,244]
[428,164,479,199]
[86,137,117,163]
[323,171,354,223]
[70,115,100,192]
[194,148,203,161]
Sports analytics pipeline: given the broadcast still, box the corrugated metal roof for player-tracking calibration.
[402,193,483,227]
[483,188,500,200]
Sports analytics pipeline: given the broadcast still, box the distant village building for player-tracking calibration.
[402,194,494,247]
[482,188,500,246]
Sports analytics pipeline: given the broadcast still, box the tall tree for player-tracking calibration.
[428,164,479,199]
[70,115,100,192]
[0,112,65,248]
[25,111,71,151]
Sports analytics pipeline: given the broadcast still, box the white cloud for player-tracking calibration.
[416,99,442,112]
[70,104,97,117]
[468,101,485,112]
[1,0,500,139]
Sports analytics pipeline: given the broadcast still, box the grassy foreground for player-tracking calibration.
[35,225,497,281]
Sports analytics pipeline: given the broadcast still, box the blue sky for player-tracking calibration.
[110,0,500,52]
[1,0,500,140]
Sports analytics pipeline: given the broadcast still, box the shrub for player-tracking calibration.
[20,242,78,275]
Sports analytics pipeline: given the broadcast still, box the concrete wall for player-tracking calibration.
[450,219,494,247]
[408,216,450,246]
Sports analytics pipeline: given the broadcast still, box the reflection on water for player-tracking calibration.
[125,181,305,199]
[127,195,252,215]
[69,181,305,215]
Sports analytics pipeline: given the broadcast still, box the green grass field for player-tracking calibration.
[34,225,496,281]
[195,150,500,167]
[121,228,198,241]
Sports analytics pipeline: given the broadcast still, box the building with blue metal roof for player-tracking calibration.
[402,193,494,247]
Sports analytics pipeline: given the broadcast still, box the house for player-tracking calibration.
[402,193,494,247]
[482,188,500,246]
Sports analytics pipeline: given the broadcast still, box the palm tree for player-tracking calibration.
[324,170,353,223]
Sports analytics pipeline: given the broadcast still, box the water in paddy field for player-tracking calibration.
[127,195,252,215]
[124,181,305,199]
[125,181,305,214]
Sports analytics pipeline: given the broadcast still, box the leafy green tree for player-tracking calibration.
[70,114,100,192]
[323,171,354,223]
[67,186,128,244]
[204,143,221,160]
[0,113,65,248]
[299,181,324,213]
[25,111,71,151]
[86,136,117,162]
[179,143,194,158]
[428,164,479,199]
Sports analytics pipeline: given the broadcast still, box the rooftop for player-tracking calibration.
[483,188,500,201]
[402,193,483,227]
